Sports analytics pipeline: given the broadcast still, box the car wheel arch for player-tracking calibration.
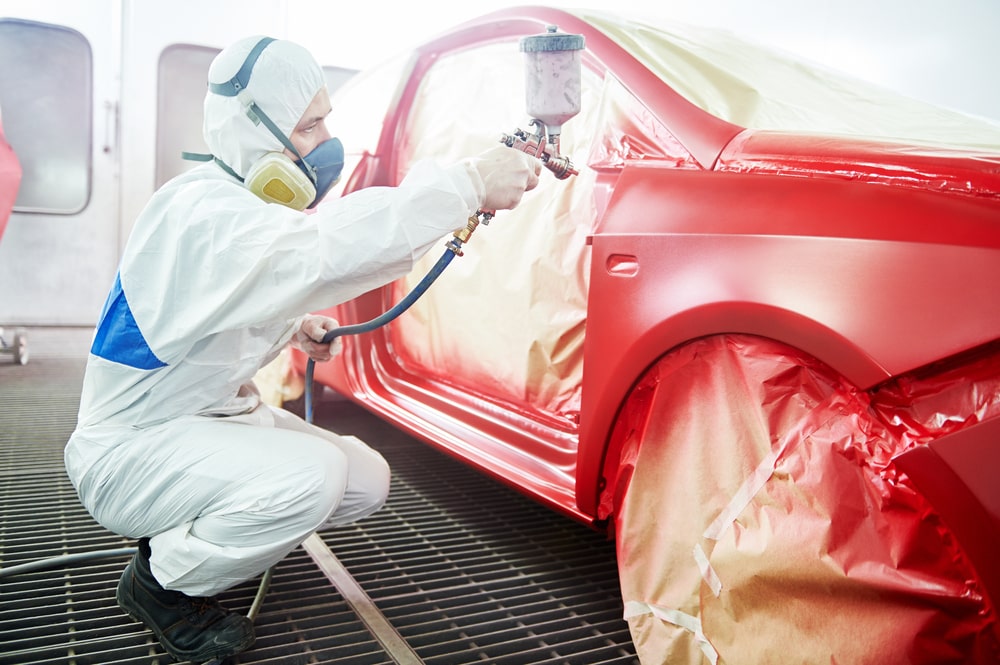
[579,300,889,521]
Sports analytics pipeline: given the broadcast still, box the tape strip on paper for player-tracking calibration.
[693,448,782,598]
[703,448,780,542]
[693,543,723,597]
[624,600,720,665]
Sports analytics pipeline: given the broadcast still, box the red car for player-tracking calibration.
[0,108,20,245]
[0,108,27,365]
[296,7,1000,663]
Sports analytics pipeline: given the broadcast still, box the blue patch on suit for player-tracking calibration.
[90,273,166,369]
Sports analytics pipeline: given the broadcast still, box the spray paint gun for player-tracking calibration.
[449,25,586,256]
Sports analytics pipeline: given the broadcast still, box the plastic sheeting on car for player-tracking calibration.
[577,11,1000,153]
[606,334,999,665]
[716,129,1000,201]
[384,41,603,424]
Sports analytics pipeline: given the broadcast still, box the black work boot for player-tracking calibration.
[116,538,255,662]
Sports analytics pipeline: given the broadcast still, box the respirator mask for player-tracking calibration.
[199,37,344,210]
[241,134,344,211]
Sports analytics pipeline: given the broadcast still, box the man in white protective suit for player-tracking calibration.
[63,35,539,663]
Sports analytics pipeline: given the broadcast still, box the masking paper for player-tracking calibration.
[387,41,602,424]
[580,11,1000,152]
[608,335,999,664]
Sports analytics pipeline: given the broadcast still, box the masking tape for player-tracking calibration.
[693,543,722,597]
[624,600,720,664]
[703,448,780,542]
[692,447,782,600]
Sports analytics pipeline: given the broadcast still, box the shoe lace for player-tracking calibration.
[180,594,226,622]
[189,597,218,614]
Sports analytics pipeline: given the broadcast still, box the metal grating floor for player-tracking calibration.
[0,328,637,664]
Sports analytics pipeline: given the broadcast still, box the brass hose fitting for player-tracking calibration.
[446,210,493,256]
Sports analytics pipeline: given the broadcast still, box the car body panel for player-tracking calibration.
[579,160,1000,513]
[305,4,1000,516]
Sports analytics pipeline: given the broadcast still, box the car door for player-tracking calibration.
[307,34,609,518]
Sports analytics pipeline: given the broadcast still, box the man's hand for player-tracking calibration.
[291,315,343,362]
[469,145,541,211]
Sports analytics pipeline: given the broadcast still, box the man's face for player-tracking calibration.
[285,87,332,159]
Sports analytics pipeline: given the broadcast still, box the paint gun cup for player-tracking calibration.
[520,26,585,165]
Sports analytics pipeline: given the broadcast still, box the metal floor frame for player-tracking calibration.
[0,328,638,664]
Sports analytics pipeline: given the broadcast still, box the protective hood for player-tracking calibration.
[203,35,325,179]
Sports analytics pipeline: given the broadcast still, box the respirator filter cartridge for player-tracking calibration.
[244,152,315,210]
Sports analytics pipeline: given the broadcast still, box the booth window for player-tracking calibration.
[155,44,219,187]
[0,19,92,214]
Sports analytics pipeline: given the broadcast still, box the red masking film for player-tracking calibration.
[586,75,701,171]
[604,334,999,664]
[716,130,1000,199]
[869,340,1000,445]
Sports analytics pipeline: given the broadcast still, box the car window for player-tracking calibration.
[323,51,408,199]
[587,73,701,171]
[385,39,607,426]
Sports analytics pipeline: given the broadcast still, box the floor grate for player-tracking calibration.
[0,328,637,664]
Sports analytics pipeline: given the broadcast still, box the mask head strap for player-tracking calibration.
[209,37,275,98]
[181,150,245,182]
[207,37,314,180]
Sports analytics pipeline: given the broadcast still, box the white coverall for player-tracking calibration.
[64,37,484,597]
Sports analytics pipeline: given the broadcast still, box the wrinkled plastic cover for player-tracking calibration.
[608,335,1000,664]
[386,41,605,422]
[579,11,1000,151]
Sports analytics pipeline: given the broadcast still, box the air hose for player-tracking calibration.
[304,247,455,423]
[303,210,488,423]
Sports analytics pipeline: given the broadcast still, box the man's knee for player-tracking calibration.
[361,451,391,514]
[305,444,351,527]
[323,444,390,527]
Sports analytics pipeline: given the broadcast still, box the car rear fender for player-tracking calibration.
[576,163,1000,518]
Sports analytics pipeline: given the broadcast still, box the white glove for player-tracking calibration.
[467,145,541,211]
[291,314,343,362]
